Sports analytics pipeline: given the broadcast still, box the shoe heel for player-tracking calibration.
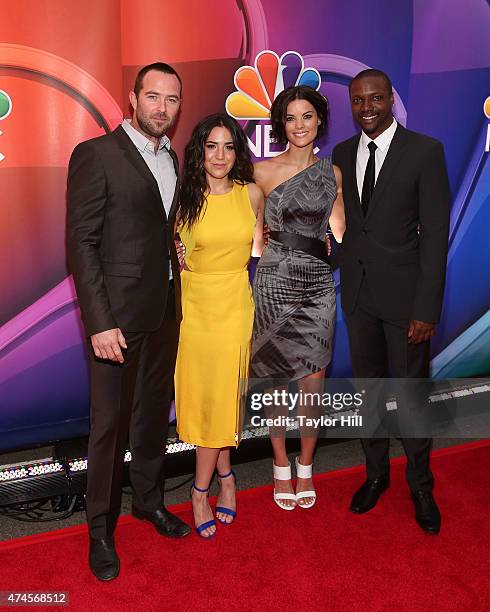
[132,507,144,521]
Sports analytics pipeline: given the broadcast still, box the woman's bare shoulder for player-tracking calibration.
[254,156,290,184]
[254,159,273,177]
[246,181,263,198]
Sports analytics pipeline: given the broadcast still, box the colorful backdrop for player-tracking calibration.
[1,0,489,451]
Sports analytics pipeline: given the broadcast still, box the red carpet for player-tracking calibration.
[1,440,490,612]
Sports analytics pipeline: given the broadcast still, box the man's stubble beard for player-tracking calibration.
[136,109,174,139]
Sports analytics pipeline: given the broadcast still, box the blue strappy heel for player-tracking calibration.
[215,469,237,524]
[191,483,216,539]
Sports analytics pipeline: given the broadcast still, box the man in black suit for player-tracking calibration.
[332,69,450,534]
[67,62,190,581]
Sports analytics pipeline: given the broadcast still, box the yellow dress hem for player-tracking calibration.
[177,431,240,449]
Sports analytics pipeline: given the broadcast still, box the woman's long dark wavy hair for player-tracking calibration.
[179,113,254,229]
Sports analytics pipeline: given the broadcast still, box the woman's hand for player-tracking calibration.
[262,223,270,247]
[174,238,186,270]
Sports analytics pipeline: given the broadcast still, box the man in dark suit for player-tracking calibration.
[332,69,450,534]
[67,62,190,581]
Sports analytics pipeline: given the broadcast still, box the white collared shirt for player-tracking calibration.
[356,118,398,200]
[121,119,177,218]
[121,119,177,279]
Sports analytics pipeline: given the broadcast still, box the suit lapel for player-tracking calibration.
[167,148,180,222]
[365,124,408,221]
[347,133,363,215]
[112,126,167,220]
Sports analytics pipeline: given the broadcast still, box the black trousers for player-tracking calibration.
[85,285,179,539]
[344,276,434,493]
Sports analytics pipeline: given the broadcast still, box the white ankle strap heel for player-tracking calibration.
[295,457,317,509]
[273,462,297,510]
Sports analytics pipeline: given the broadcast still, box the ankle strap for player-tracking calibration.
[295,456,313,478]
[192,482,210,493]
[216,469,235,479]
[273,462,292,480]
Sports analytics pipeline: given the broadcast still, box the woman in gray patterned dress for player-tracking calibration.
[251,86,345,510]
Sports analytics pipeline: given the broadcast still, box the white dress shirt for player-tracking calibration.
[121,119,177,279]
[356,118,398,200]
[121,119,177,216]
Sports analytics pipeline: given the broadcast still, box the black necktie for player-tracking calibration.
[361,141,377,215]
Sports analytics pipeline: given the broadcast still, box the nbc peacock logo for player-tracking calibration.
[484,95,490,152]
[0,89,13,162]
[225,50,321,158]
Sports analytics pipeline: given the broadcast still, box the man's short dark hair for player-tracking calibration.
[349,69,393,93]
[270,85,329,145]
[134,62,182,97]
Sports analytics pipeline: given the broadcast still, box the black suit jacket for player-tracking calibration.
[66,126,181,337]
[332,124,450,323]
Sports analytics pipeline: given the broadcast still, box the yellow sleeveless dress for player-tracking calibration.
[175,182,256,447]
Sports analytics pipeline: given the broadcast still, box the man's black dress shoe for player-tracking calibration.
[411,490,441,534]
[132,506,191,538]
[89,537,120,581]
[350,477,389,514]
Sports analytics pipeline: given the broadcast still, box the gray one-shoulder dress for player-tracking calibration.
[251,157,337,381]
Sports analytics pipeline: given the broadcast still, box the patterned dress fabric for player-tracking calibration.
[251,157,337,381]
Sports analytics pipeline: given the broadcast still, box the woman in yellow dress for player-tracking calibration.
[175,114,264,538]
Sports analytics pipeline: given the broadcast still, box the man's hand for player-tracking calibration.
[174,239,186,270]
[263,223,270,246]
[408,320,436,344]
[325,233,332,256]
[91,328,127,363]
